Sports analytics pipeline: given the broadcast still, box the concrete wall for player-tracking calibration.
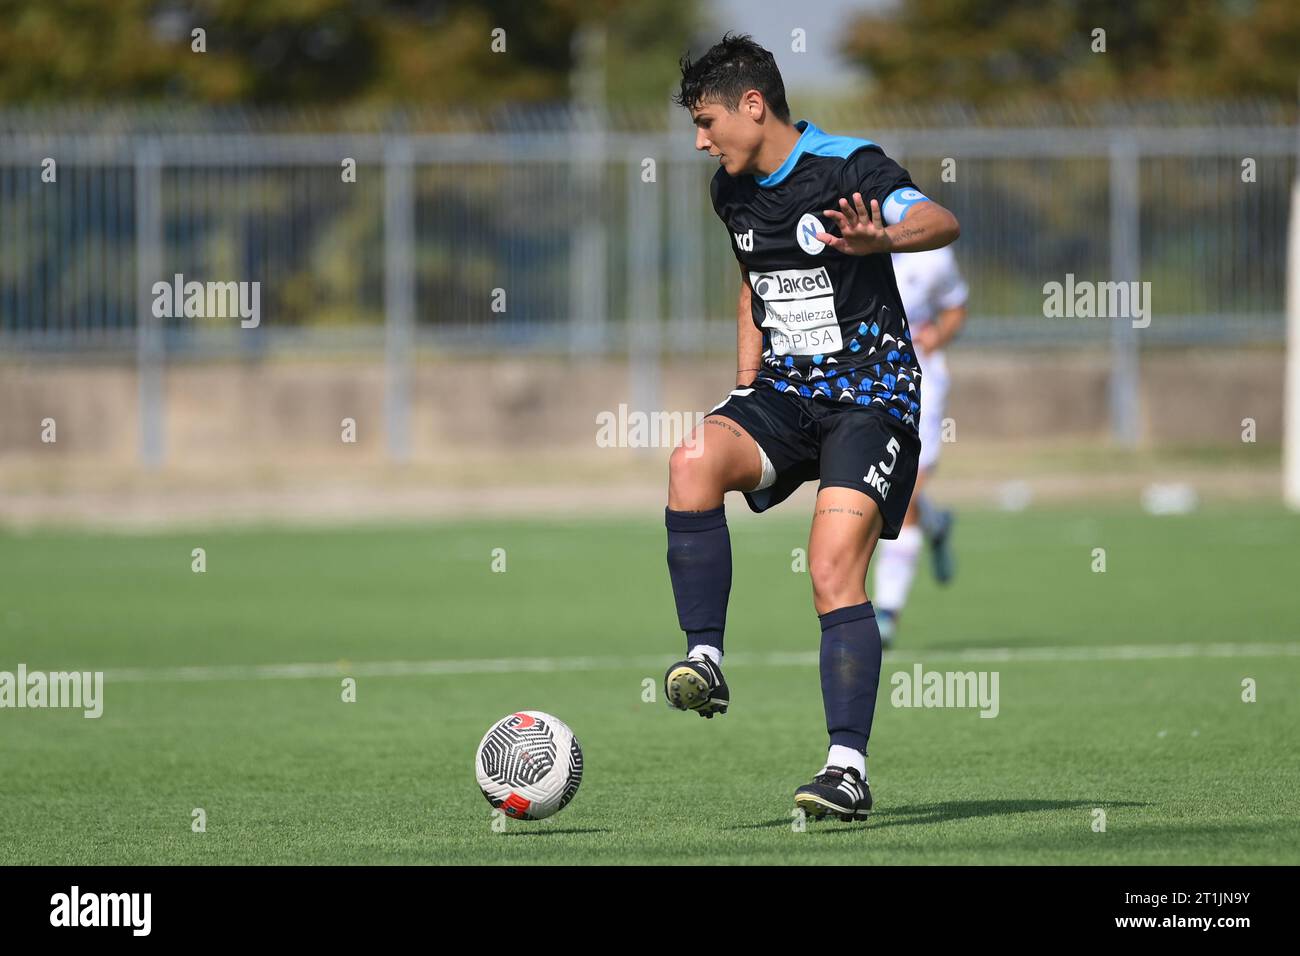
[0,349,1283,470]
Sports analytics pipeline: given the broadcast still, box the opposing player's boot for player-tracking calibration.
[928,509,956,585]
[793,765,872,822]
[664,654,729,718]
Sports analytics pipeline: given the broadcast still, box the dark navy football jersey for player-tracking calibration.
[710,119,931,430]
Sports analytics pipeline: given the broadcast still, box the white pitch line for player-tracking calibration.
[101,642,1300,685]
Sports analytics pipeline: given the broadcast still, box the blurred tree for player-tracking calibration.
[843,0,1300,104]
[0,0,700,108]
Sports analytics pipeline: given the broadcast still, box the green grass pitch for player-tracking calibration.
[1,505,1297,865]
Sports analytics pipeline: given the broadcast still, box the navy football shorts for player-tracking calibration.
[707,380,921,540]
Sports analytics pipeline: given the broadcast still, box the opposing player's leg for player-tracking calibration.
[793,486,885,821]
[873,471,926,647]
[874,469,957,644]
[913,359,955,585]
[917,486,956,585]
[873,364,954,644]
[663,414,765,717]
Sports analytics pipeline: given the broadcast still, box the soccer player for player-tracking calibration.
[661,34,960,821]
[872,246,969,647]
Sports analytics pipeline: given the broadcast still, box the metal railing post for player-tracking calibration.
[1108,135,1141,447]
[384,137,415,463]
[134,140,164,467]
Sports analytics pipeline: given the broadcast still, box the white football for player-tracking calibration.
[475,711,583,820]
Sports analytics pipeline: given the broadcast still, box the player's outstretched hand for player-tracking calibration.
[818,192,892,255]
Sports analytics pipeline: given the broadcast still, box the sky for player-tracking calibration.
[707,0,890,94]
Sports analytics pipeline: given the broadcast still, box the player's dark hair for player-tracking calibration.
[674,33,791,124]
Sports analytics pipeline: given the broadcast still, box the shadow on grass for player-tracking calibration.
[869,798,1149,829]
[505,827,612,837]
[729,798,1150,832]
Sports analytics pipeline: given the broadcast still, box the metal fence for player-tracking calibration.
[1,108,1296,455]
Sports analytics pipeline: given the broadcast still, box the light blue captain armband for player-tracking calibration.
[881,187,930,225]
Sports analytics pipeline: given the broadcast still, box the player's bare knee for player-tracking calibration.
[668,444,723,509]
[669,443,708,488]
[809,554,866,608]
[809,558,845,599]
[811,582,866,616]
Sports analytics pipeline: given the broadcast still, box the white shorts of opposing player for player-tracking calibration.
[916,344,948,473]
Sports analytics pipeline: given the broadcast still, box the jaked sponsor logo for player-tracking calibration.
[733,228,754,251]
[50,886,151,936]
[750,268,832,301]
[749,267,840,356]
[0,664,103,718]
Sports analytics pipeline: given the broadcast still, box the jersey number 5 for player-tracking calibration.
[878,437,900,476]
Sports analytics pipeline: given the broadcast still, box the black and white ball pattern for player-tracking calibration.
[475,711,583,820]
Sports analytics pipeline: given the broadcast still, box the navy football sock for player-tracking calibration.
[818,601,883,755]
[665,505,731,656]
